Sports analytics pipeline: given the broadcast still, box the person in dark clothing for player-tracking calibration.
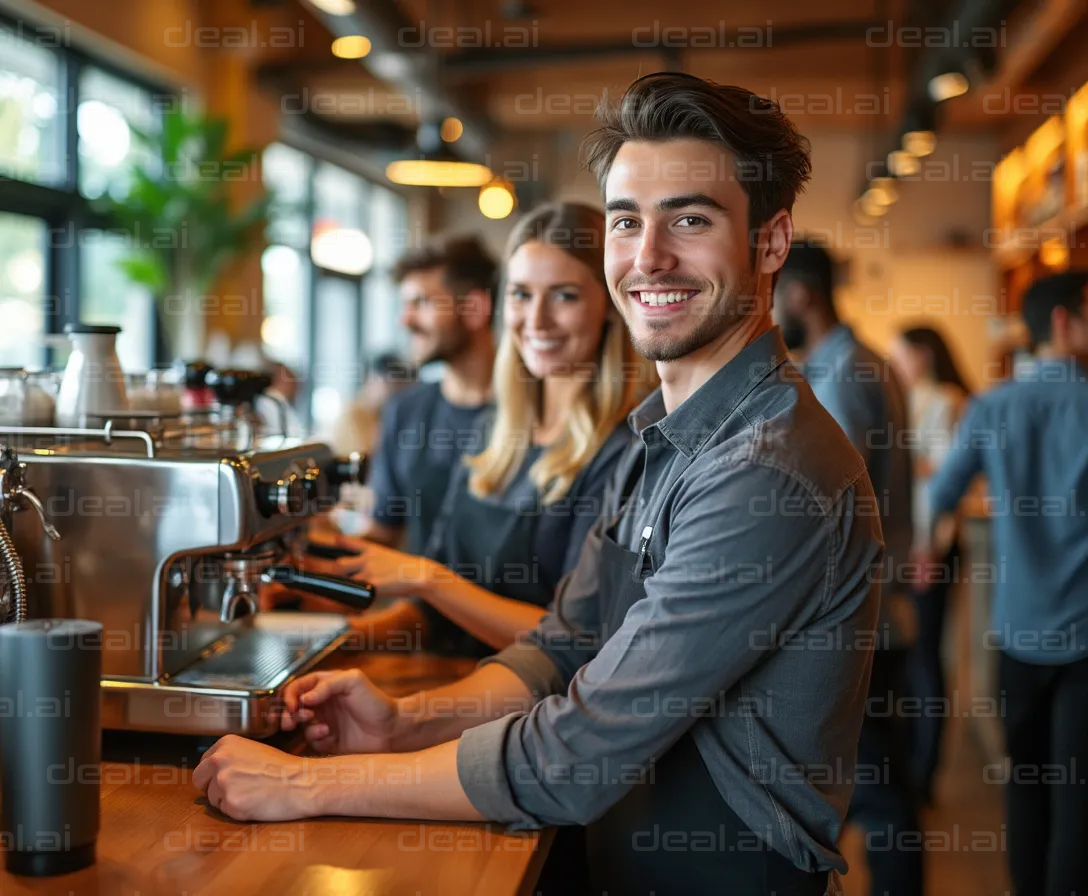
[775,241,923,896]
[927,271,1088,896]
[267,236,498,619]
[364,235,499,555]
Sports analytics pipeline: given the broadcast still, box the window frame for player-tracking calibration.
[0,10,173,368]
[261,139,410,433]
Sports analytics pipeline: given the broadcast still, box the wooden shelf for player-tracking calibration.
[991,80,1088,311]
[994,200,1088,270]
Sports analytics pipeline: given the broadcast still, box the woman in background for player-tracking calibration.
[890,325,970,806]
[331,202,655,656]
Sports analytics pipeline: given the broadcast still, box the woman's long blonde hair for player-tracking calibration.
[466,202,656,505]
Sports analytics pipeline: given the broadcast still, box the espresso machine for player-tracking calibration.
[0,370,374,738]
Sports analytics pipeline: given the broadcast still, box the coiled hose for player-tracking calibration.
[0,516,26,624]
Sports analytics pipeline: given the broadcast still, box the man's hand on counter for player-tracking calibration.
[279,668,400,753]
[192,665,534,823]
[192,736,320,822]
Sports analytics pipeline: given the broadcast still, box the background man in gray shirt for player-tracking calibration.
[774,242,921,896]
[196,73,885,896]
[928,271,1088,896]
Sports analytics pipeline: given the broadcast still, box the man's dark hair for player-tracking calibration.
[583,72,812,233]
[777,240,837,309]
[393,234,498,300]
[901,326,970,394]
[1021,271,1088,347]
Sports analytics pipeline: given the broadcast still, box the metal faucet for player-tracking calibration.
[0,445,60,623]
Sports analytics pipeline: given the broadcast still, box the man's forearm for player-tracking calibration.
[310,740,484,821]
[392,663,534,752]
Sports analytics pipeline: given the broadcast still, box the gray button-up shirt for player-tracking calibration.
[456,328,883,874]
[929,357,1088,663]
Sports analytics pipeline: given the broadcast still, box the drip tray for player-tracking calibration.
[101,614,350,738]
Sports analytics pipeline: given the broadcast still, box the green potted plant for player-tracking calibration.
[103,107,272,359]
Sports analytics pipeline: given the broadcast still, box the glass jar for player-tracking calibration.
[127,369,183,416]
[0,369,56,427]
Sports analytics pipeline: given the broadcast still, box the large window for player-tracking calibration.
[0,211,47,369]
[261,142,409,433]
[0,27,63,185]
[0,16,168,371]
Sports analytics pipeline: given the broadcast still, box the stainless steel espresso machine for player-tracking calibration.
[0,372,374,738]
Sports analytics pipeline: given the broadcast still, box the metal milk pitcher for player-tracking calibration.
[55,324,129,427]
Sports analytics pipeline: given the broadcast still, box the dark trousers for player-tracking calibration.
[906,543,959,802]
[999,652,1088,896]
[848,648,924,896]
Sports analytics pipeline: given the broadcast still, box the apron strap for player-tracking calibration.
[421,404,495,561]
[606,444,646,539]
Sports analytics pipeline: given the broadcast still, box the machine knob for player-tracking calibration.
[255,472,306,517]
[324,452,369,487]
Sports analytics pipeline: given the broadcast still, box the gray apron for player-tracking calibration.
[421,474,552,658]
[403,386,468,557]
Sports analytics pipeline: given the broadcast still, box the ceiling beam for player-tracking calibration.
[442,19,885,73]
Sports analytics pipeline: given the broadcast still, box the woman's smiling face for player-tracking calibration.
[504,239,610,379]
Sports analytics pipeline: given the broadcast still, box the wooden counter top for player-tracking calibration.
[1,649,554,896]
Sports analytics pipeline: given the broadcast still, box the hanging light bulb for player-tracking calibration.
[869,177,898,206]
[479,180,516,219]
[929,71,969,103]
[888,149,921,177]
[386,158,493,187]
[331,35,371,59]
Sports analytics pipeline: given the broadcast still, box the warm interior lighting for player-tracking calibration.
[1025,117,1065,170]
[386,158,493,187]
[852,198,879,226]
[903,130,937,157]
[1040,238,1069,269]
[479,180,516,219]
[440,117,464,143]
[888,149,921,177]
[929,71,970,103]
[310,0,356,14]
[331,35,371,59]
[869,178,898,206]
[860,190,889,218]
[310,224,374,275]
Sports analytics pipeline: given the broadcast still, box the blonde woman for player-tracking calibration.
[332,202,655,656]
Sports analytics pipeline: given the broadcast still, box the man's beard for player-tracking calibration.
[618,270,759,363]
[410,324,471,366]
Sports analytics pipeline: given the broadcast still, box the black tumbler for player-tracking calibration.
[0,619,102,876]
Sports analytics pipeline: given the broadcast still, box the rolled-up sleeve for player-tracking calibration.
[928,397,986,519]
[457,458,875,828]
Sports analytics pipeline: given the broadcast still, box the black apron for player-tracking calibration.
[421,467,553,659]
[403,386,470,557]
[576,460,831,896]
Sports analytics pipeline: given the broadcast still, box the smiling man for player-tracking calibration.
[195,73,883,896]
